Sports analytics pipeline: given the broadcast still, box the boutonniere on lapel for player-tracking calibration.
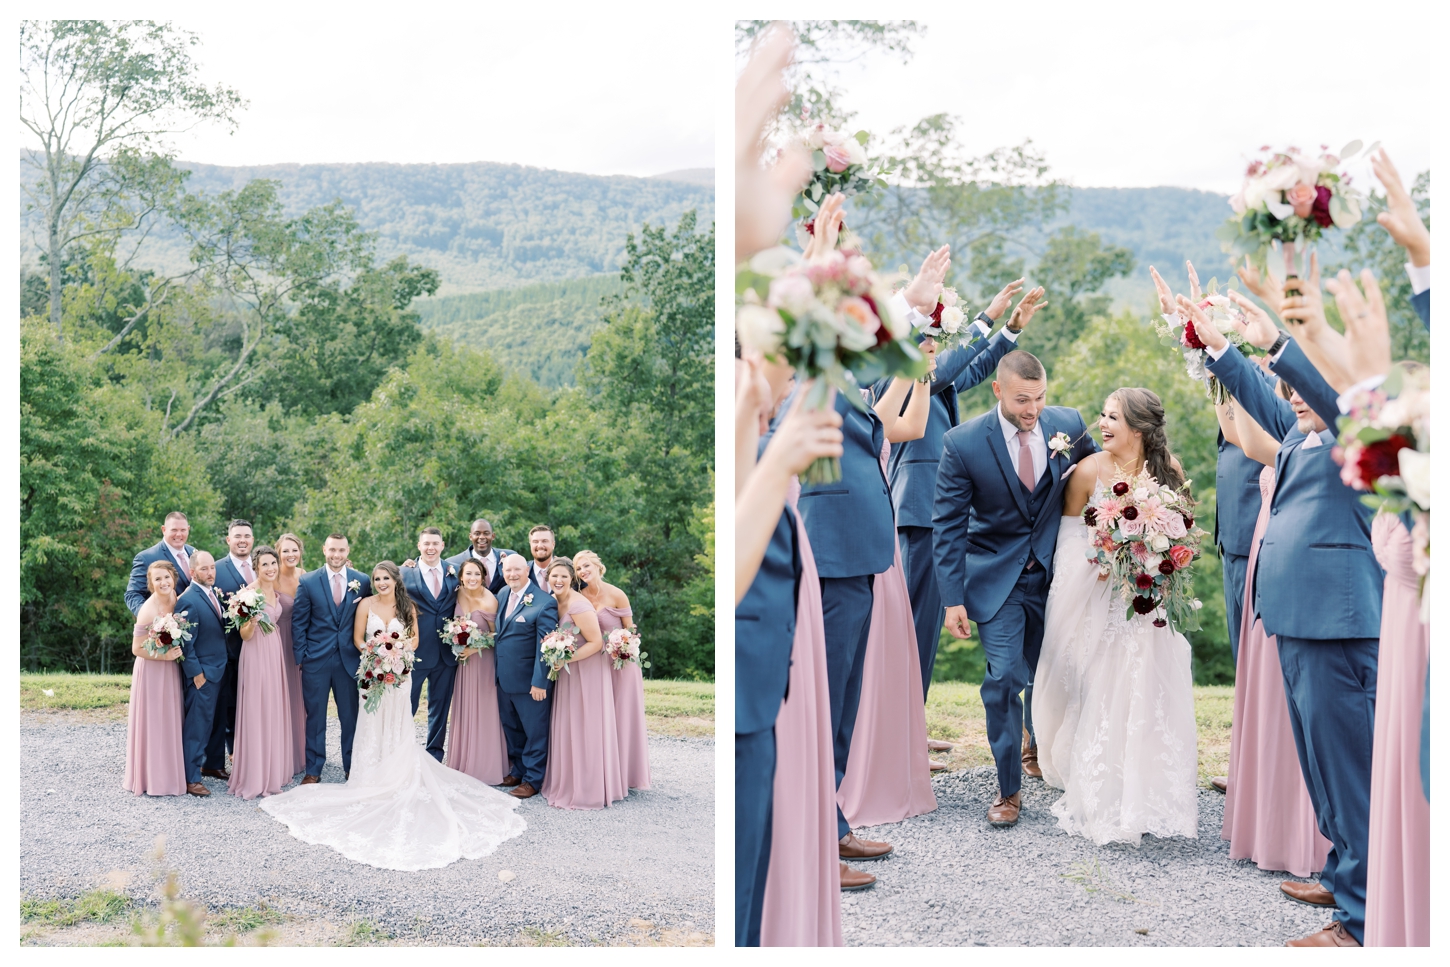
[347,579,361,598]
[447,565,456,577]
[1048,431,1073,457]
[522,593,534,606]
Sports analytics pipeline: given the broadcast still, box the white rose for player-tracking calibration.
[1229,190,1247,215]
[767,273,815,316]
[806,124,827,150]
[749,246,801,276]
[843,137,867,167]
[1398,448,1431,510]
[1242,174,1270,211]
[1134,487,1151,501]
[939,288,959,308]
[1149,534,1171,553]
[736,305,785,353]
[940,305,964,333]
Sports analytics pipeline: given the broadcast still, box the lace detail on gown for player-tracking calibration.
[1033,511,1199,846]
[258,612,526,870]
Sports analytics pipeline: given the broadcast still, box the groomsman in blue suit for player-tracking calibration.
[125,511,196,615]
[175,552,228,797]
[444,518,514,595]
[291,533,372,782]
[493,553,559,800]
[933,351,1098,826]
[1199,307,1382,947]
[402,526,460,761]
[204,519,256,779]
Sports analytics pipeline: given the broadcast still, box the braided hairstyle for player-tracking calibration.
[1109,387,1188,496]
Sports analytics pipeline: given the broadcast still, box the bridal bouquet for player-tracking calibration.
[1083,469,1207,634]
[736,246,929,483]
[920,286,978,353]
[603,627,648,671]
[1218,141,1370,279]
[1153,281,1255,403]
[357,627,416,714]
[142,611,192,661]
[540,626,578,681]
[440,615,493,664]
[223,587,275,634]
[791,116,889,248]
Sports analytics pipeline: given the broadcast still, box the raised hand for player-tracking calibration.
[735,24,812,261]
[1149,266,1178,317]
[1371,149,1430,266]
[803,192,845,261]
[1186,260,1202,303]
[984,278,1026,321]
[1176,294,1229,352]
[1276,253,1354,390]
[762,381,845,478]
[1226,290,1282,351]
[1237,257,1286,314]
[1325,268,1392,384]
[902,244,951,312]
[1007,286,1049,332]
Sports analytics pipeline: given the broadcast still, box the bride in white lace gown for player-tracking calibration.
[260,562,526,870]
[1033,390,1198,846]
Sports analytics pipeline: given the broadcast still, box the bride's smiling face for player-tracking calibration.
[371,569,393,595]
[1099,396,1142,459]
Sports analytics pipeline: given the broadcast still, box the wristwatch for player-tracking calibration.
[1267,331,1289,357]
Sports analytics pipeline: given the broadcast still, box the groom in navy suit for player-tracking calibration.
[205,519,255,778]
[175,551,228,797]
[291,533,372,782]
[493,553,560,799]
[933,350,1098,826]
[125,511,196,614]
[402,526,459,761]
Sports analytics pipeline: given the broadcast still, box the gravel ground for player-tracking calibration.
[19,712,713,945]
[841,766,1330,947]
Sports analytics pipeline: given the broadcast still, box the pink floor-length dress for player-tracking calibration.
[1221,466,1331,875]
[541,596,627,810]
[228,599,296,799]
[597,604,651,790]
[444,608,510,785]
[1364,513,1430,946]
[123,624,187,797]
[277,589,306,777]
[838,439,937,827]
[761,478,843,947]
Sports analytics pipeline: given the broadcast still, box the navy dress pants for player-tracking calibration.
[497,686,551,787]
[975,565,1048,797]
[1221,551,1249,666]
[1278,634,1378,944]
[735,727,776,947]
[820,574,875,839]
[203,654,238,770]
[899,526,944,698]
[410,660,458,762]
[182,677,222,785]
[300,656,360,776]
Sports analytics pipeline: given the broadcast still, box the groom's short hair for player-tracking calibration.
[529,525,553,537]
[420,527,443,539]
[999,350,1045,382]
[325,533,348,544]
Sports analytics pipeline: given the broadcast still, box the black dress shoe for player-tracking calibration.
[500,775,522,788]
[201,767,230,780]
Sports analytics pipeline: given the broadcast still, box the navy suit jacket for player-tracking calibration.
[493,585,559,694]
[768,383,895,578]
[933,405,1099,623]
[1214,356,1277,556]
[1412,288,1429,330]
[125,541,196,615]
[291,567,373,674]
[444,547,514,595]
[1207,343,1383,640]
[401,561,460,669]
[875,330,1017,529]
[175,583,229,684]
[735,505,800,735]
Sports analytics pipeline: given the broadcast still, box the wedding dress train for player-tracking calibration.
[259,613,526,870]
[1033,515,1199,846]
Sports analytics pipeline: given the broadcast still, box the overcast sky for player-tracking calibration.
[815,19,1433,195]
[137,18,715,176]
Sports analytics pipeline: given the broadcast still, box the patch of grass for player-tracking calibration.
[518,926,572,946]
[210,903,286,933]
[927,681,1237,783]
[338,920,390,946]
[1061,858,1159,905]
[21,889,131,926]
[643,679,714,737]
[20,673,132,711]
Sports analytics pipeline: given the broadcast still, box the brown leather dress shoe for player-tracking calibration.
[927,739,955,753]
[839,833,892,861]
[300,774,321,785]
[510,782,538,799]
[1286,922,1360,947]
[987,791,1022,826]
[839,863,876,891]
[1021,727,1042,778]
[1280,880,1335,906]
[929,758,949,773]
[1210,776,1228,792]
[499,775,522,788]
[201,767,230,780]
[186,783,210,797]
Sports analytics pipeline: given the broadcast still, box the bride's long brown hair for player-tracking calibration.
[1110,387,1189,496]
[370,561,417,633]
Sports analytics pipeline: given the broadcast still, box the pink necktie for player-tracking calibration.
[240,558,255,584]
[332,572,344,606]
[174,548,190,578]
[429,567,441,597]
[208,587,222,617]
[1017,430,1036,491]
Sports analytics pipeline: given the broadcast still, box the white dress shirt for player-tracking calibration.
[167,543,191,577]
[997,404,1047,483]
[890,290,1009,343]
[230,553,255,583]
[1406,262,1431,296]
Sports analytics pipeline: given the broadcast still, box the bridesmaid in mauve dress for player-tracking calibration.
[276,533,308,777]
[760,476,843,947]
[1363,511,1429,947]
[228,546,296,800]
[1221,466,1331,875]
[540,558,626,810]
[574,550,650,790]
[444,558,509,784]
[124,561,188,797]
